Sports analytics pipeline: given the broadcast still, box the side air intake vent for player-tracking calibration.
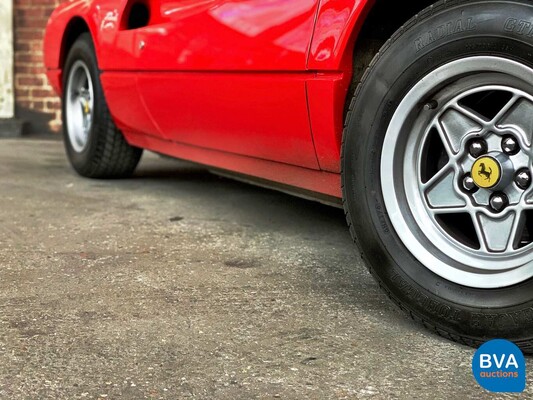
[124,2,150,30]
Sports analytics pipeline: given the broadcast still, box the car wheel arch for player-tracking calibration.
[341,0,440,113]
[60,17,92,72]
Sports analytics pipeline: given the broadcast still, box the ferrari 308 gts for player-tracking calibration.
[44,0,533,351]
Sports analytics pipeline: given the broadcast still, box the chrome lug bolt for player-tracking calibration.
[490,193,508,213]
[469,140,487,158]
[515,169,531,190]
[462,175,477,192]
[502,136,519,155]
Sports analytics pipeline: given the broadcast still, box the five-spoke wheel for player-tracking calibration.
[65,60,94,153]
[382,57,533,289]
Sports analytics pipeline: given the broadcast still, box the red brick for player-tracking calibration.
[16,99,32,109]
[14,0,65,133]
[32,100,45,110]
[31,88,54,98]
[15,30,43,41]
[15,42,31,52]
[31,42,44,52]
[15,88,30,98]
[16,53,43,64]
[15,65,43,75]
[16,75,45,87]
[45,99,60,110]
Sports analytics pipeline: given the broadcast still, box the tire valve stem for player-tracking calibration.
[424,100,438,111]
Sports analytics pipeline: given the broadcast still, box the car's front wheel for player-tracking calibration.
[62,33,142,178]
[343,0,533,351]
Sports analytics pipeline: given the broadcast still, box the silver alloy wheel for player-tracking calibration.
[65,60,94,153]
[381,56,533,289]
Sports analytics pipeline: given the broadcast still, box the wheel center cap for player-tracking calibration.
[80,97,90,115]
[472,156,501,189]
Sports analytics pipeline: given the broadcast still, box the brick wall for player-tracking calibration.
[14,0,64,134]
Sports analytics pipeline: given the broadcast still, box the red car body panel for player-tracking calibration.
[44,0,375,200]
[102,71,320,169]
[112,0,319,71]
[308,0,374,71]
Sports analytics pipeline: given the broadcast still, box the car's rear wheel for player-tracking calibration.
[343,0,533,351]
[62,33,142,178]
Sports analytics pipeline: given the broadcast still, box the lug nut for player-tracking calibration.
[462,175,477,192]
[469,139,487,158]
[490,193,509,213]
[515,169,531,190]
[502,136,520,155]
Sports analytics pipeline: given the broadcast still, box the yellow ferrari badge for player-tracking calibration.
[472,157,501,189]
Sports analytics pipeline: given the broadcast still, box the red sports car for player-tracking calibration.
[44,0,533,351]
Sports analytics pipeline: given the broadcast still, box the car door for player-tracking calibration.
[128,0,321,169]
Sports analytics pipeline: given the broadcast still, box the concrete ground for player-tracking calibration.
[0,138,530,399]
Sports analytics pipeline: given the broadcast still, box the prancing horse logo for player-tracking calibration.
[478,163,493,182]
[472,156,501,189]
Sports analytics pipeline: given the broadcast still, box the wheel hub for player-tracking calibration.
[462,137,530,214]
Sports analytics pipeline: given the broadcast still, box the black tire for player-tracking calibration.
[342,0,533,352]
[62,33,142,178]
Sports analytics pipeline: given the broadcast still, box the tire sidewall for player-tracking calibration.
[344,0,533,340]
